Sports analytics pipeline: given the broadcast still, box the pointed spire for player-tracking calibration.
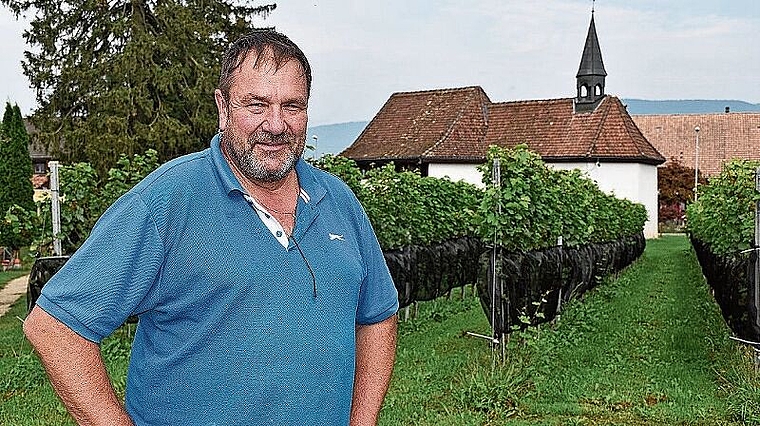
[575,12,607,113]
[576,14,607,78]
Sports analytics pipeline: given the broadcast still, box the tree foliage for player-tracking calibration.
[9,147,648,256]
[477,145,647,252]
[7,150,160,255]
[313,155,481,249]
[686,159,760,256]
[657,160,706,223]
[2,0,275,175]
[658,160,703,206]
[0,102,35,250]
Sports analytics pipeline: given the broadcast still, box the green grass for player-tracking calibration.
[379,236,760,425]
[0,286,132,426]
[1,236,758,425]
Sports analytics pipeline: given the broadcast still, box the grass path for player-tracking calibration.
[0,275,30,317]
[380,235,760,425]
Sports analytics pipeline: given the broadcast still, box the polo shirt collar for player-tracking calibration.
[210,133,244,195]
[294,155,326,208]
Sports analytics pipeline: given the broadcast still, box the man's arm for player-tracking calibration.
[23,306,134,426]
[350,314,397,426]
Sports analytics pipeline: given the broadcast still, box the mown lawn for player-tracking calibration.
[381,235,760,425]
[1,235,758,425]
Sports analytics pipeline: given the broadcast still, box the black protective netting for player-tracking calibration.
[383,237,485,309]
[478,233,646,336]
[690,237,760,342]
[26,256,70,314]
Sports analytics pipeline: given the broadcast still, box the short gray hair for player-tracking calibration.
[218,29,312,101]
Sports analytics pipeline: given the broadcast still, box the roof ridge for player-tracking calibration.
[586,97,610,157]
[491,97,574,107]
[390,85,485,98]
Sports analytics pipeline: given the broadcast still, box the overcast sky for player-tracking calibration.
[2,0,759,126]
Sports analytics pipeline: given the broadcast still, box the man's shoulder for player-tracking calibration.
[132,149,214,195]
[301,161,355,195]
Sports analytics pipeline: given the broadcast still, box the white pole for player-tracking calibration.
[755,166,760,331]
[49,161,62,256]
[694,126,700,202]
[491,158,502,359]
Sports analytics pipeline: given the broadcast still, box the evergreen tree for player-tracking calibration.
[2,0,276,175]
[0,102,35,251]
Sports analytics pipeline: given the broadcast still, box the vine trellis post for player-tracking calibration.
[465,158,504,365]
[49,161,62,256]
[737,166,760,370]
[752,166,760,369]
[491,158,506,362]
[755,167,760,336]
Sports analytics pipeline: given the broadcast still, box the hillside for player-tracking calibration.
[623,99,760,115]
[305,121,369,157]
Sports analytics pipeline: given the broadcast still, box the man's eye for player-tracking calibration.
[284,104,304,112]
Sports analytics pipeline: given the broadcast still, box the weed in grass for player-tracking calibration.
[717,347,760,425]
[1,347,46,393]
[451,363,528,418]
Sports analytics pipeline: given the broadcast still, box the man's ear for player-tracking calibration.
[214,89,229,132]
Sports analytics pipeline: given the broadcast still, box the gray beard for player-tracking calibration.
[221,130,304,183]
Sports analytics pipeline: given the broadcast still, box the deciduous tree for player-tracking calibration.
[657,160,707,223]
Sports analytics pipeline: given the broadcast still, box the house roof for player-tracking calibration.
[343,86,490,162]
[633,112,760,176]
[342,87,665,165]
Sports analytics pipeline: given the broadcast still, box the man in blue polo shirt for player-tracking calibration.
[23,30,399,425]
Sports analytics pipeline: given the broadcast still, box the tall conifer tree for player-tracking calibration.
[2,0,276,175]
[0,102,35,251]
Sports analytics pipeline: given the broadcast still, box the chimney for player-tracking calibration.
[725,106,730,113]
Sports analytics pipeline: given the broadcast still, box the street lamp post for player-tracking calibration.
[312,134,318,159]
[694,126,700,202]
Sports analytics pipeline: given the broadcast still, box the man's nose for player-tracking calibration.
[261,107,286,135]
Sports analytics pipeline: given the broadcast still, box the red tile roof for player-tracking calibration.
[343,87,665,165]
[633,112,760,176]
[343,86,490,161]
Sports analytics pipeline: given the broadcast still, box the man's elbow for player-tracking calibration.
[23,306,60,351]
[23,306,44,347]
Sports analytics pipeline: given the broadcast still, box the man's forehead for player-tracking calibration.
[237,48,305,76]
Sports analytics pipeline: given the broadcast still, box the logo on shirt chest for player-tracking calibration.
[329,233,345,241]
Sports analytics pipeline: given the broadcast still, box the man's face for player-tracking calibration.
[215,52,308,183]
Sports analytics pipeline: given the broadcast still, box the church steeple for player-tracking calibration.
[575,12,607,112]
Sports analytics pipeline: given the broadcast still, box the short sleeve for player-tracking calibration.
[355,208,399,325]
[36,192,164,343]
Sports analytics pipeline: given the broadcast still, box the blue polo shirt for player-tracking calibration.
[36,134,399,425]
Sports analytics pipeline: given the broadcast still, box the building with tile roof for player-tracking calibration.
[342,13,664,238]
[633,111,760,177]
